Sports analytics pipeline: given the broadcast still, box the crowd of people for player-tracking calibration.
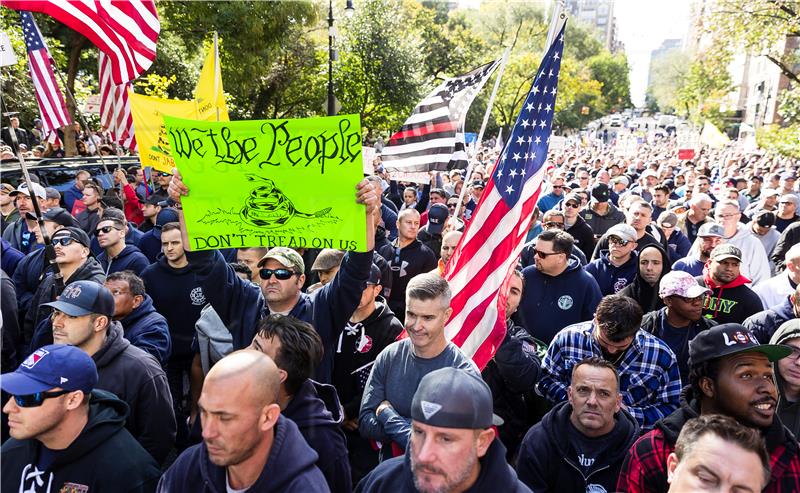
[1,116,126,161]
[1,131,800,493]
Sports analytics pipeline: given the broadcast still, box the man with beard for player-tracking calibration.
[775,194,800,233]
[355,367,531,492]
[696,244,763,325]
[672,222,724,277]
[158,350,328,492]
[359,274,479,460]
[618,323,800,493]
[538,294,681,430]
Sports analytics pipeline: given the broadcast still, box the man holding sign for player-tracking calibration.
[168,168,378,385]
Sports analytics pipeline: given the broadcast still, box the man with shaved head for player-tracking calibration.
[158,350,329,492]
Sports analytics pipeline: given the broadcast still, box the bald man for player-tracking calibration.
[158,350,329,492]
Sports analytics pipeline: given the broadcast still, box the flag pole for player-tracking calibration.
[451,54,509,226]
[213,31,220,122]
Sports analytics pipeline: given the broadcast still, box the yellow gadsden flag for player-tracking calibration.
[195,42,229,121]
[129,44,229,172]
[700,120,730,149]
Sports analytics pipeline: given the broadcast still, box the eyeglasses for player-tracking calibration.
[95,226,121,235]
[551,185,564,190]
[258,268,296,281]
[12,390,72,408]
[534,249,561,258]
[673,295,704,304]
[608,236,630,246]
[51,237,75,247]
[544,221,564,229]
[564,202,580,209]
[717,213,739,219]
[786,347,800,362]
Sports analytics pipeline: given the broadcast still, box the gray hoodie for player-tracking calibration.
[770,319,800,438]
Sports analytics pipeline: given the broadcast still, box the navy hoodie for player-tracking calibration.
[517,401,639,493]
[157,415,329,493]
[585,250,638,296]
[520,257,602,344]
[355,435,531,493]
[1,238,23,277]
[1,390,160,493]
[118,293,172,366]
[284,379,351,493]
[12,247,47,314]
[98,244,150,276]
[185,248,372,383]
[141,256,206,365]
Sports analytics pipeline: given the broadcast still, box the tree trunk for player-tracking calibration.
[63,33,87,157]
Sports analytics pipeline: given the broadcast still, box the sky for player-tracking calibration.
[613,0,692,107]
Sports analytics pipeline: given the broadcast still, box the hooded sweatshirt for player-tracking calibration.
[377,238,438,318]
[141,256,206,366]
[93,322,177,464]
[581,201,626,237]
[618,244,671,313]
[565,214,596,261]
[118,293,172,366]
[24,257,105,356]
[284,379,351,493]
[157,415,329,493]
[355,435,532,493]
[617,387,800,493]
[770,323,800,439]
[520,257,602,344]
[517,401,639,493]
[744,296,796,345]
[728,223,771,284]
[1,389,160,493]
[696,266,763,325]
[585,250,639,296]
[97,244,150,276]
[333,296,404,419]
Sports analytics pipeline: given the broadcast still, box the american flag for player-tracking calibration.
[19,11,71,135]
[99,53,137,151]
[381,60,500,173]
[4,0,160,85]
[444,23,566,370]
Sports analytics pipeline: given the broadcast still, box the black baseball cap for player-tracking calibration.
[755,211,776,228]
[367,264,381,285]
[689,323,792,367]
[52,226,91,248]
[42,280,115,318]
[41,207,80,228]
[590,183,610,203]
[411,367,502,429]
[427,203,449,235]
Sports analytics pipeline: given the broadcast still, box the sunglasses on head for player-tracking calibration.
[12,390,71,408]
[51,237,75,247]
[258,268,296,281]
[95,225,120,235]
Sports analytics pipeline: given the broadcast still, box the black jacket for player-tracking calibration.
[617,243,671,313]
[565,214,596,261]
[640,308,717,384]
[333,297,404,419]
[93,322,176,464]
[157,415,329,493]
[356,436,532,493]
[773,221,800,272]
[416,226,442,259]
[25,257,106,355]
[118,293,172,366]
[75,207,101,236]
[1,389,160,493]
[377,239,438,318]
[12,247,47,316]
[743,296,795,344]
[1,270,20,373]
[695,273,764,325]
[482,320,542,460]
[284,379,351,493]
[517,401,639,493]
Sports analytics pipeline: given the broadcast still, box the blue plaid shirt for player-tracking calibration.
[537,321,681,430]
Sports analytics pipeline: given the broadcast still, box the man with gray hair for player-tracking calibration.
[359,273,479,460]
[715,198,770,284]
[679,192,712,244]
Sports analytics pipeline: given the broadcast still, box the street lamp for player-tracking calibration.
[328,0,355,116]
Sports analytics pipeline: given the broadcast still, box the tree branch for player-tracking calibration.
[765,54,800,84]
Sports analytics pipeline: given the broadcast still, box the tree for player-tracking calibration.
[710,0,800,84]
[675,44,733,125]
[646,49,691,113]
[586,52,632,112]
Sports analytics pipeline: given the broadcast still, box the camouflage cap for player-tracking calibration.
[257,247,305,273]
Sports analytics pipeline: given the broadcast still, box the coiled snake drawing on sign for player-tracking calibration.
[240,174,331,228]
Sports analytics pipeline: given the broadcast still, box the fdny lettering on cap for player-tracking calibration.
[22,348,49,369]
[62,284,82,299]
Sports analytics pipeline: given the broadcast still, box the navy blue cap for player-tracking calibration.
[52,226,91,248]
[42,280,115,318]
[427,203,449,235]
[154,207,179,238]
[1,344,98,395]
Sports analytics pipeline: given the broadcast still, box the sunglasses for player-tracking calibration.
[12,390,71,408]
[608,236,630,246]
[534,249,561,258]
[51,237,76,247]
[156,172,172,177]
[258,268,296,281]
[544,221,565,229]
[95,226,121,235]
[551,185,564,190]
[564,202,580,209]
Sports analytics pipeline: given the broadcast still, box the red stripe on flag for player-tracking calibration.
[389,121,458,144]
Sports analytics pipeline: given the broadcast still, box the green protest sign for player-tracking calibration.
[163,114,367,252]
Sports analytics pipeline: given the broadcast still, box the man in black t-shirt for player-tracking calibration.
[516,357,639,492]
